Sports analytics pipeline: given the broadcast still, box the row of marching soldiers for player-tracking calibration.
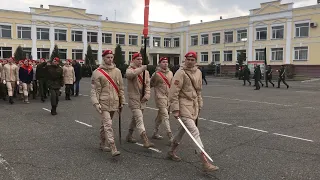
[240,64,290,90]
[0,57,81,109]
[90,50,219,173]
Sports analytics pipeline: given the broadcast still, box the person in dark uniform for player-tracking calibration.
[242,65,251,86]
[266,65,275,87]
[46,57,64,115]
[200,66,207,85]
[253,66,261,90]
[72,60,82,97]
[258,65,264,87]
[36,58,48,102]
[277,65,289,89]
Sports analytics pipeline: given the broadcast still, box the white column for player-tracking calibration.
[49,24,55,54]
[98,27,102,64]
[248,23,254,61]
[285,19,292,64]
[180,33,184,62]
[185,32,189,53]
[156,54,159,64]
[149,35,153,49]
[31,21,37,60]
[82,28,87,60]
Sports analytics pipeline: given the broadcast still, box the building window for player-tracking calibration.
[255,49,265,61]
[153,37,161,47]
[295,23,309,37]
[59,49,67,60]
[102,33,112,44]
[129,35,138,45]
[212,33,220,44]
[87,32,98,43]
[55,29,67,41]
[0,25,11,38]
[200,52,208,62]
[122,51,125,62]
[212,51,220,62]
[272,26,284,39]
[237,50,247,62]
[37,28,49,40]
[201,34,209,45]
[0,47,12,58]
[164,38,171,47]
[174,38,180,47]
[129,51,138,61]
[224,31,233,43]
[17,26,31,39]
[256,27,267,40]
[92,50,98,61]
[237,30,247,42]
[141,36,150,46]
[271,48,283,61]
[72,30,82,42]
[224,51,233,61]
[72,49,83,60]
[116,34,125,45]
[22,48,32,58]
[37,48,50,59]
[294,47,308,60]
[191,35,198,46]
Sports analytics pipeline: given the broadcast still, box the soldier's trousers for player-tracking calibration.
[266,78,274,87]
[154,107,171,133]
[50,89,60,106]
[129,109,146,135]
[39,79,48,98]
[22,83,32,96]
[65,84,72,97]
[243,78,251,85]
[173,117,204,153]
[0,83,6,98]
[32,80,38,98]
[254,79,260,89]
[100,111,115,145]
[6,81,16,96]
[278,78,288,87]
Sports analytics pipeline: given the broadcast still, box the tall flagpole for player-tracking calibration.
[142,0,150,98]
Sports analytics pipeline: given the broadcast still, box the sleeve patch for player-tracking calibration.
[174,80,179,86]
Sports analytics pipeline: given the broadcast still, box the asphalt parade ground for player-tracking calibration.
[1,77,320,180]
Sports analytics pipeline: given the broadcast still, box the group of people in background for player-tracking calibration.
[240,64,290,90]
[0,57,82,114]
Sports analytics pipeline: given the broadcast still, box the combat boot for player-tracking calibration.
[126,129,137,143]
[152,129,163,140]
[167,141,182,162]
[24,96,30,104]
[140,131,154,148]
[167,132,174,146]
[200,152,219,172]
[109,143,120,157]
[99,142,111,152]
[51,106,57,115]
[9,96,14,104]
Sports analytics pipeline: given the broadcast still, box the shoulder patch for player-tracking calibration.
[174,80,179,85]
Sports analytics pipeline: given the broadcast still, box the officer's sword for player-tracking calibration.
[177,117,213,162]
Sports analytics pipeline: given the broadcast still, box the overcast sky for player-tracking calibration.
[1,0,315,24]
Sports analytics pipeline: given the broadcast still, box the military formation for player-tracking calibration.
[240,64,290,90]
[90,50,219,173]
[0,57,82,115]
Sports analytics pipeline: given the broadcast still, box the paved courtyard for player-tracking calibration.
[1,77,320,180]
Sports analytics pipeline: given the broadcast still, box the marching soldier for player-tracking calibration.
[277,65,289,89]
[37,58,48,102]
[168,51,219,172]
[125,53,154,148]
[150,57,173,144]
[1,57,19,104]
[253,65,261,90]
[19,59,34,104]
[46,57,63,115]
[266,65,275,87]
[242,65,251,86]
[63,60,75,100]
[91,50,125,157]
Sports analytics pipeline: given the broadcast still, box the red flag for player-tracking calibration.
[143,0,150,37]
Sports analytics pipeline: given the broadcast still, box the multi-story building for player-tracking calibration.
[0,0,320,76]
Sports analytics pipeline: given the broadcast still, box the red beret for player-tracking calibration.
[102,50,113,57]
[53,57,60,62]
[0,60,3,63]
[40,58,46,61]
[185,51,197,59]
[159,57,168,63]
[132,53,142,60]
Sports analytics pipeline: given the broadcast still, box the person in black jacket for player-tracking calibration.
[266,65,275,87]
[36,58,48,102]
[19,59,34,103]
[242,65,251,86]
[46,57,64,115]
[277,65,289,89]
[71,60,82,96]
[253,65,261,90]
